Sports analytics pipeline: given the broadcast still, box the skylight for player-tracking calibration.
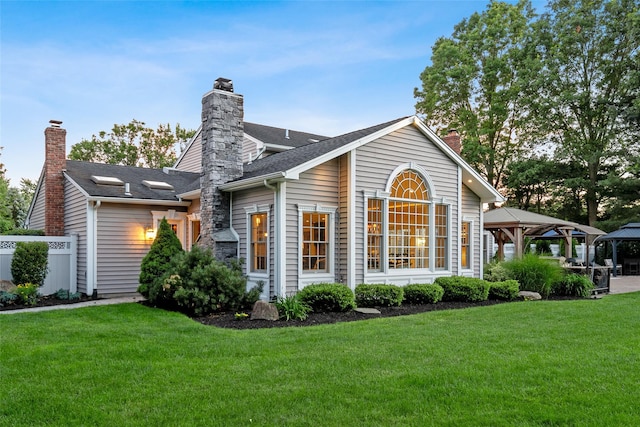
[142,180,174,190]
[91,175,124,186]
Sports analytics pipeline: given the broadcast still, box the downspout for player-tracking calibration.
[263,179,280,298]
[87,200,100,298]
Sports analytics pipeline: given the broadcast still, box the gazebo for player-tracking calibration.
[594,223,640,277]
[484,207,606,260]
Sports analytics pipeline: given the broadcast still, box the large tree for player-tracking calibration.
[69,120,195,168]
[529,0,640,226]
[414,0,537,203]
[0,147,12,232]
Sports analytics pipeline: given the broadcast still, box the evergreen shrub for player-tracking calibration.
[355,284,404,307]
[2,229,45,236]
[402,283,444,304]
[138,218,184,297]
[434,276,490,302]
[489,280,520,300]
[503,254,563,298]
[484,262,510,282]
[297,283,356,313]
[10,241,48,286]
[552,273,594,298]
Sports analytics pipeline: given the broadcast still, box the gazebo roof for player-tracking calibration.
[484,207,606,237]
[596,223,640,241]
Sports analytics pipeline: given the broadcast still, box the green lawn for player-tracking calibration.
[2,294,640,426]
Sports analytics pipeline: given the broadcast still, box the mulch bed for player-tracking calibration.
[194,299,512,330]
[0,294,96,311]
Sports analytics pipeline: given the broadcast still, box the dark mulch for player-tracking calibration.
[0,294,96,311]
[194,299,513,330]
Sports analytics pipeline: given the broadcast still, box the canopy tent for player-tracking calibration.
[484,207,606,260]
[594,223,640,277]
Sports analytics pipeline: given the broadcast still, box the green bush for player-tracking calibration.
[152,246,257,317]
[275,294,311,321]
[355,284,404,307]
[11,241,49,286]
[552,274,594,298]
[55,288,81,301]
[489,280,520,301]
[503,254,563,298]
[403,283,444,304]
[484,262,510,282]
[297,283,356,313]
[434,276,490,302]
[2,229,45,236]
[138,218,184,297]
[14,283,39,306]
[0,290,18,307]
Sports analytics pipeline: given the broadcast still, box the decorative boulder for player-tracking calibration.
[251,300,279,321]
[519,291,542,301]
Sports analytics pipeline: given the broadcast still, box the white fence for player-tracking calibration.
[0,235,77,295]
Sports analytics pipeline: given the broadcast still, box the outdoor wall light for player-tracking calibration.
[146,227,156,240]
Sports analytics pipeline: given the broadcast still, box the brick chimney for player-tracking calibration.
[442,129,461,155]
[199,78,244,260]
[44,120,66,236]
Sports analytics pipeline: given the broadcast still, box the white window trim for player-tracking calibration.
[187,212,201,248]
[297,204,337,288]
[244,204,271,279]
[461,217,474,272]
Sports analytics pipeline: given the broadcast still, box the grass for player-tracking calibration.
[2,294,640,426]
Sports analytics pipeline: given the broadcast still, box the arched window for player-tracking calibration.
[390,170,429,200]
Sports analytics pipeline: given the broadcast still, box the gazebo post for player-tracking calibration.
[612,240,619,277]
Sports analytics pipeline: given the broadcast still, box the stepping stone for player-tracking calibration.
[354,307,381,314]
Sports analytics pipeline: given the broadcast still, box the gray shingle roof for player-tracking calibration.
[598,223,640,241]
[244,122,329,148]
[240,117,410,181]
[64,160,200,201]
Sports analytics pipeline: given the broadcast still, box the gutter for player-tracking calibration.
[219,172,286,192]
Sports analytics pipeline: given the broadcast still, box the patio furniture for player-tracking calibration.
[605,259,622,275]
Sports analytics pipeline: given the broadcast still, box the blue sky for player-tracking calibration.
[1,0,544,184]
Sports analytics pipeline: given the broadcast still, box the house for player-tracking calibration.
[27,78,504,298]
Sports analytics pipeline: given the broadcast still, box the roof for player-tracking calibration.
[243,122,329,149]
[596,223,640,241]
[484,207,606,236]
[63,160,200,202]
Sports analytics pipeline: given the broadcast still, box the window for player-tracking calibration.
[435,204,448,270]
[461,221,470,269]
[367,199,383,271]
[250,213,268,272]
[302,212,328,272]
[388,170,430,269]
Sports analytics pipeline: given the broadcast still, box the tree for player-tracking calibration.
[68,120,195,168]
[528,0,640,225]
[0,147,13,233]
[414,0,537,204]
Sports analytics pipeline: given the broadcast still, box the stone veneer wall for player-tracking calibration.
[44,123,67,236]
[199,86,244,261]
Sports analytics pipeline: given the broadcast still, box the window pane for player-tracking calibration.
[390,170,428,200]
[251,213,268,272]
[461,222,470,269]
[388,201,429,269]
[302,212,328,272]
[435,205,448,270]
[367,199,383,271]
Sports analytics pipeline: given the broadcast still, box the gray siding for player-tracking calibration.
[28,181,46,230]
[285,159,340,294]
[354,125,461,283]
[175,132,202,173]
[95,203,186,295]
[461,184,482,277]
[64,181,88,293]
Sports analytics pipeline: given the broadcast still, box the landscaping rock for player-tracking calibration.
[519,291,542,300]
[0,280,15,292]
[354,307,381,314]
[251,300,279,321]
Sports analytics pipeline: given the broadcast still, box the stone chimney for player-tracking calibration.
[442,129,461,155]
[199,78,244,260]
[44,120,66,236]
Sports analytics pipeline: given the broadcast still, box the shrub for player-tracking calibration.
[434,276,490,302]
[151,246,258,317]
[14,283,39,306]
[489,280,520,301]
[355,284,404,307]
[0,290,18,307]
[11,241,49,287]
[503,254,563,298]
[275,294,311,321]
[297,283,356,313]
[552,274,594,298]
[138,218,184,297]
[403,283,444,304]
[55,288,81,301]
[2,229,45,236]
[484,262,510,282]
